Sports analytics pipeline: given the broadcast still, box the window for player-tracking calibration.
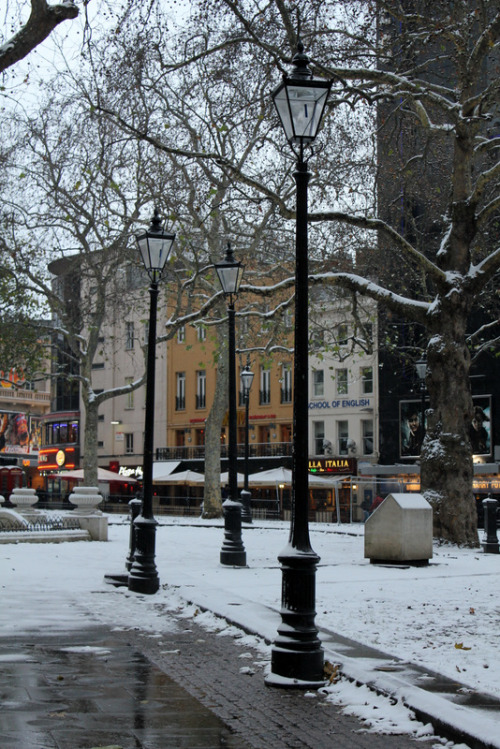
[313,421,325,455]
[337,421,348,455]
[197,324,206,342]
[98,414,104,422]
[176,372,186,410]
[337,368,348,395]
[312,370,324,397]
[125,321,134,350]
[281,363,292,404]
[338,324,348,346]
[125,377,134,409]
[283,309,293,329]
[240,315,249,337]
[259,366,271,405]
[361,366,373,394]
[143,321,149,344]
[177,326,186,343]
[196,371,206,409]
[310,328,325,350]
[92,361,105,370]
[362,420,374,455]
[125,433,134,454]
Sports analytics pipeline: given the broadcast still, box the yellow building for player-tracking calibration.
[163,320,293,464]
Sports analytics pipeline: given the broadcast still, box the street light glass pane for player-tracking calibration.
[216,264,244,295]
[241,368,254,392]
[416,359,427,380]
[138,235,175,274]
[274,84,330,144]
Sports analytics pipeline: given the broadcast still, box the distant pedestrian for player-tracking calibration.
[370,494,385,513]
[361,496,372,522]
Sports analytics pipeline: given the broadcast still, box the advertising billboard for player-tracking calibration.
[0,411,41,454]
[399,395,492,459]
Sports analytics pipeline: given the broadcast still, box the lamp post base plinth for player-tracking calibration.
[240,489,253,523]
[128,515,160,595]
[103,572,129,587]
[220,499,247,566]
[267,546,324,687]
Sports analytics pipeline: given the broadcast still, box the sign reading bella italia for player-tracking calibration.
[308,458,357,474]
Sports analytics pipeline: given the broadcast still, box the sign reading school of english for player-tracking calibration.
[308,398,372,410]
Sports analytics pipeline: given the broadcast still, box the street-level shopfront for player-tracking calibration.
[357,461,500,527]
[307,457,358,522]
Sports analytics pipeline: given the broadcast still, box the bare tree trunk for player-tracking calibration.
[202,328,228,518]
[422,298,478,546]
[82,393,99,489]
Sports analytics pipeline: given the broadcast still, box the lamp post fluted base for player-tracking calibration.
[220,500,247,566]
[128,515,160,595]
[104,497,143,588]
[240,489,253,523]
[266,546,324,688]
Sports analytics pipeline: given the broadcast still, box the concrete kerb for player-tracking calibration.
[184,595,500,749]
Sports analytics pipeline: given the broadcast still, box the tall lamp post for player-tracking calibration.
[214,243,247,566]
[240,358,254,523]
[415,356,427,443]
[266,43,332,687]
[128,209,176,595]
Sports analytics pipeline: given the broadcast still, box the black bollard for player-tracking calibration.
[126,498,143,571]
[104,497,143,586]
[481,497,499,554]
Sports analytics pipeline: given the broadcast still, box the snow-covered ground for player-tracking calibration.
[1,516,498,748]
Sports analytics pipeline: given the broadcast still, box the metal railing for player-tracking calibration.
[0,389,50,404]
[156,442,293,461]
[0,514,81,532]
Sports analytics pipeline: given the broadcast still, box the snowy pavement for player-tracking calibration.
[1,516,499,747]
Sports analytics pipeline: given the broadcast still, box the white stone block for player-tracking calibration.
[364,493,433,563]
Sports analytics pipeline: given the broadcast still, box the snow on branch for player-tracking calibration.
[308,210,446,282]
[310,271,430,325]
[0,0,79,74]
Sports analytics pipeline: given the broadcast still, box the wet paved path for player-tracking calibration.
[1,621,434,749]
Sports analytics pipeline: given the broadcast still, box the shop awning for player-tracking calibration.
[48,468,137,484]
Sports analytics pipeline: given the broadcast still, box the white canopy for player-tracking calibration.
[153,469,205,485]
[50,468,137,484]
[220,471,245,486]
[247,467,338,488]
[152,461,181,481]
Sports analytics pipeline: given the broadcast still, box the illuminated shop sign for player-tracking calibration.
[119,465,144,480]
[38,447,77,471]
[308,399,371,410]
[308,458,357,474]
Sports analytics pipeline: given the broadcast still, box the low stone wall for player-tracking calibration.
[1,486,108,543]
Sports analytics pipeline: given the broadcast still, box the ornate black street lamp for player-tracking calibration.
[214,243,247,566]
[128,209,176,595]
[240,358,254,523]
[266,43,332,687]
[416,356,427,444]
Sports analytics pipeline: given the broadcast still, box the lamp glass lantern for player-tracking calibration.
[135,209,176,281]
[214,243,244,297]
[240,364,254,394]
[272,79,331,145]
[271,44,332,147]
[416,357,427,382]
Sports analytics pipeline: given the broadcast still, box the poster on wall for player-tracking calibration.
[469,396,492,457]
[29,416,42,453]
[0,411,30,453]
[399,395,492,459]
[400,400,427,458]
